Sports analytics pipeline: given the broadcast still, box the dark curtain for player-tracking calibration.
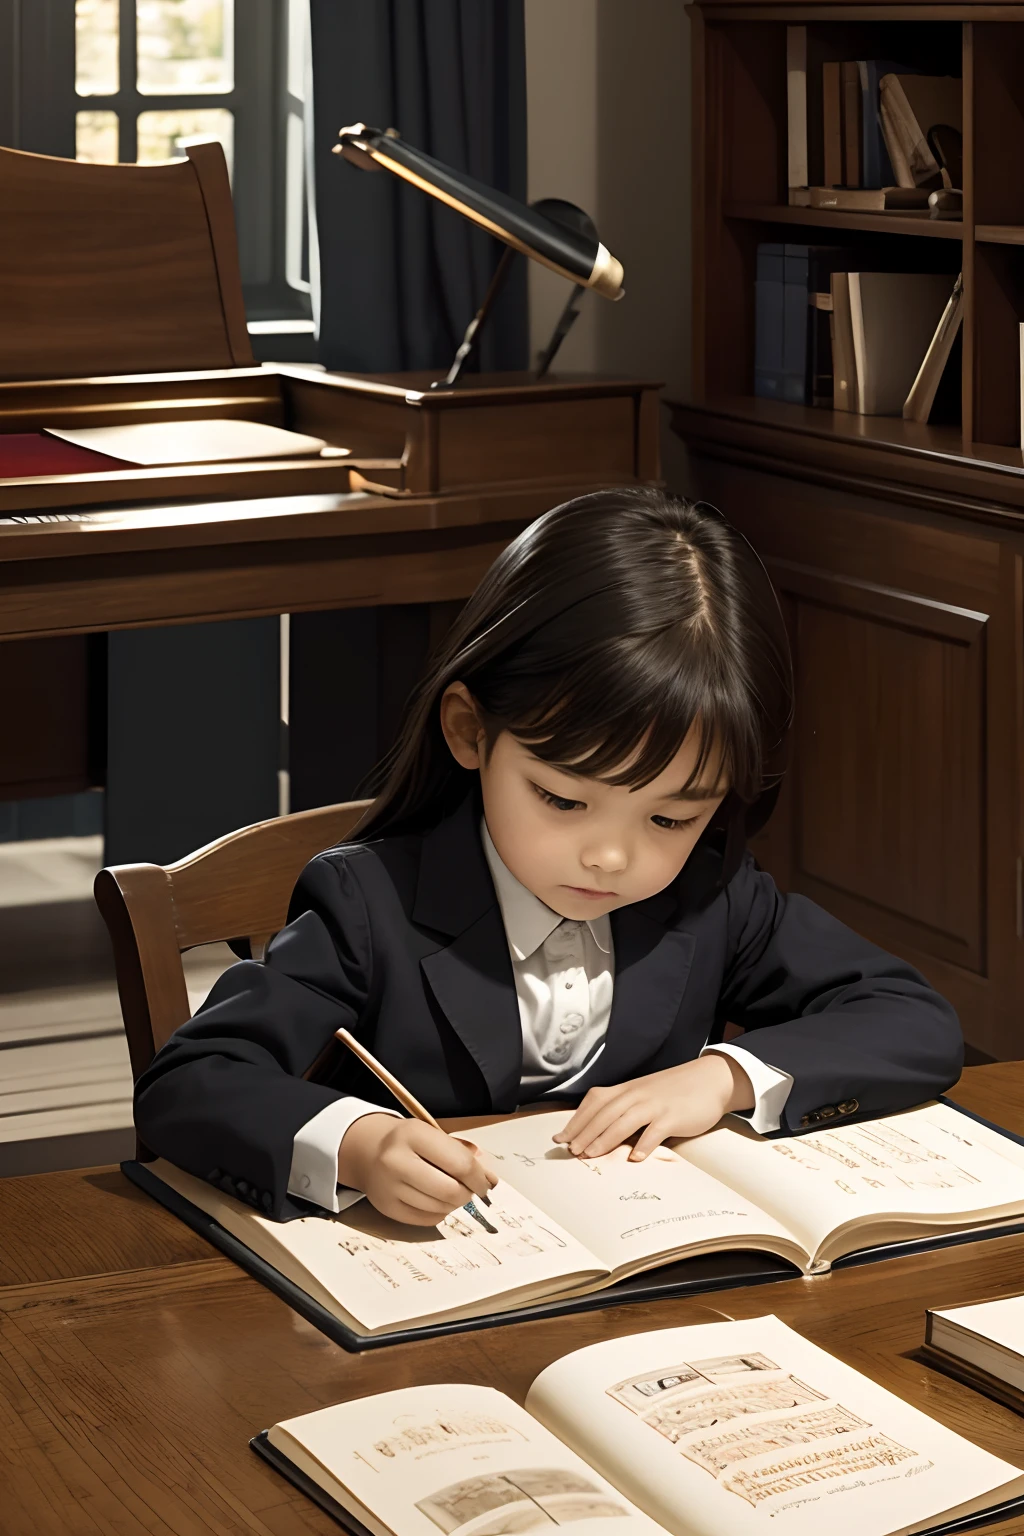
[308,0,529,374]
[291,2,529,813]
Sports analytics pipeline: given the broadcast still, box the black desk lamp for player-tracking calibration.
[333,122,625,386]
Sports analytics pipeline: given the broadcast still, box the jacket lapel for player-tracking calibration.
[571,895,696,1090]
[414,795,523,1112]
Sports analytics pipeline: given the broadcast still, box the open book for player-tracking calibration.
[140,1101,1024,1342]
[253,1315,1024,1536]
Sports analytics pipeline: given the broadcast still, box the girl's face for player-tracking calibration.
[440,684,728,920]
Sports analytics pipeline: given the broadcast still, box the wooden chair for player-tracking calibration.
[0,140,253,381]
[94,800,372,1086]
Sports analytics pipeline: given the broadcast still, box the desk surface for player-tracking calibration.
[4,1063,1024,1536]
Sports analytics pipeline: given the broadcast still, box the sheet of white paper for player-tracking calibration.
[46,418,328,465]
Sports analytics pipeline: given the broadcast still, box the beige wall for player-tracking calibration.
[525,0,691,488]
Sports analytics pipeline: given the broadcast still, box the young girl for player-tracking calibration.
[134,489,962,1226]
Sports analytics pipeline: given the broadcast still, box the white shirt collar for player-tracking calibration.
[480,819,611,961]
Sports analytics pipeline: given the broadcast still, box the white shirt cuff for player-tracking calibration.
[288,1097,401,1213]
[701,1042,794,1135]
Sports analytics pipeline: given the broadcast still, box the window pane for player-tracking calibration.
[287,0,307,102]
[76,110,120,163]
[76,0,119,96]
[136,108,234,179]
[137,0,234,95]
[285,112,310,291]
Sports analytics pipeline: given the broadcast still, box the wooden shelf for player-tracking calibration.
[725,202,964,239]
[685,394,969,462]
[976,225,1024,245]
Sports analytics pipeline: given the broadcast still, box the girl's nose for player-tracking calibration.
[582,843,628,874]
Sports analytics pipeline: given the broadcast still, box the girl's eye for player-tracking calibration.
[533,784,584,813]
[651,814,700,831]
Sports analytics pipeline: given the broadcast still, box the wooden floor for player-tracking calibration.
[0,836,233,1175]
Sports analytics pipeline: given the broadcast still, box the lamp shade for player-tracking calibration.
[334,123,624,301]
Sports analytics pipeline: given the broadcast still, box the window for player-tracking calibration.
[4,0,312,323]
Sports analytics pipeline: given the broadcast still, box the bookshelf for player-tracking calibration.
[671,1,1024,1062]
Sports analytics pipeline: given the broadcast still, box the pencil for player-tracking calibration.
[334,1028,495,1212]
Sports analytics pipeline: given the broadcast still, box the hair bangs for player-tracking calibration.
[486,620,764,802]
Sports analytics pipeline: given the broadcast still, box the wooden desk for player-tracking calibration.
[4,1064,1024,1535]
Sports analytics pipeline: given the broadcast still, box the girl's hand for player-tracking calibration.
[338,1115,497,1226]
[551,1054,755,1162]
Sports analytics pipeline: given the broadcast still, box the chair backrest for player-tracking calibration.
[0,140,253,381]
[94,800,372,1084]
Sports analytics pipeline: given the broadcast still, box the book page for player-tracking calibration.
[674,1104,1024,1266]
[470,1114,808,1274]
[269,1384,668,1536]
[526,1316,1023,1536]
[151,1160,604,1334]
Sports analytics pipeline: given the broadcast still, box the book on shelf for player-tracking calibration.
[924,1294,1024,1416]
[822,61,844,187]
[878,75,962,191]
[858,59,906,187]
[903,274,964,422]
[787,52,949,205]
[831,271,954,415]
[786,26,809,204]
[807,185,930,211]
[251,1314,1024,1536]
[129,1101,1024,1345]
[755,244,786,401]
[755,243,862,407]
[842,61,862,186]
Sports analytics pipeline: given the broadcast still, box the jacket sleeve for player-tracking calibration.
[133,852,375,1219]
[716,855,964,1132]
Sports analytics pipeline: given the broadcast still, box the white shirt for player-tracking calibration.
[288,824,793,1211]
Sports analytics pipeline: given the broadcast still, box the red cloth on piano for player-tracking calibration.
[0,433,126,478]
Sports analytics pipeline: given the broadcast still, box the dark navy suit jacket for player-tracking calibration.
[133,792,963,1220]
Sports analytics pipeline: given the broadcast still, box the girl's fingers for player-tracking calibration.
[567,1095,641,1155]
[398,1158,475,1208]
[390,1194,452,1226]
[412,1126,494,1200]
[553,1095,613,1144]
[395,1181,468,1218]
[629,1118,672,1161]
[556,1093,625,1151]
[576,1105,650,1159]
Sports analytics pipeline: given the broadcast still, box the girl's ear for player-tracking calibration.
[439,682,486,770]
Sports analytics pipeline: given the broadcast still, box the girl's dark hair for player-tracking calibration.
[356,488,793,881]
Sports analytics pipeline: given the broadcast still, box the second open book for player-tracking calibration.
[256,1316,1024,1536]
[147,1101,1024,1339]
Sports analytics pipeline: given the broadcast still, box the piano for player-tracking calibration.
[0,140,660,823]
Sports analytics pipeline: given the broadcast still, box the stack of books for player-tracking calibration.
[787,29,962,212]
[755,252,963,420]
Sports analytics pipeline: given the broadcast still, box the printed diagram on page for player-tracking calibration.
[416,1470,630,1534]
[347,1402,634,1536]
[607,1355,921,1510]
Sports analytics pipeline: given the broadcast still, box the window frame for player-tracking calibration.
[0,0,310,323]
